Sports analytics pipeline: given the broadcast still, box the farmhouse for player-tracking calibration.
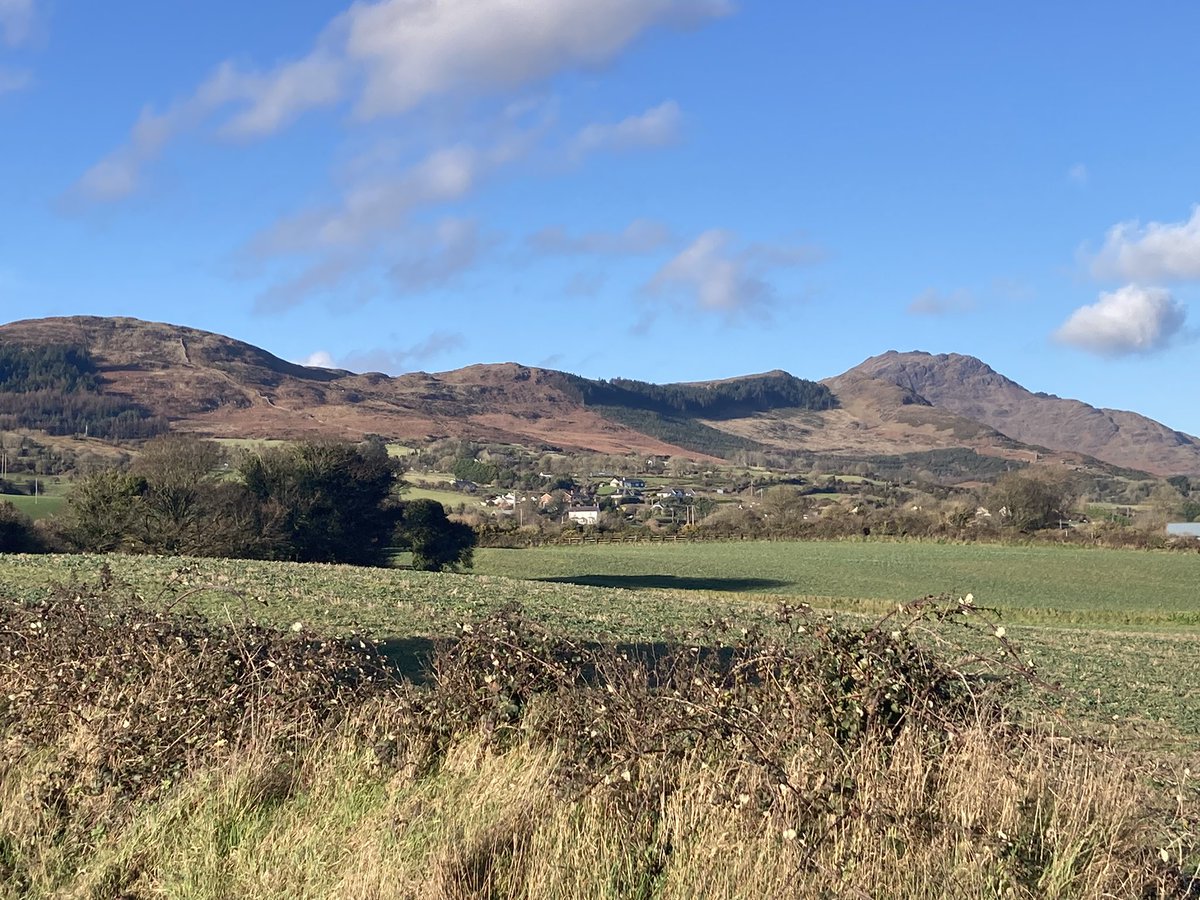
[610,477,646,490]
[566,505,601,526]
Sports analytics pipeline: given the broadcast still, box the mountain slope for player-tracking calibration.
[2,317,1197,475]
[0,317,770,459]
[842,350,1200,475]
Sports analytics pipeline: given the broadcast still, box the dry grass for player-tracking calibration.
[3,713,1193,899]
[1,585,1196,899]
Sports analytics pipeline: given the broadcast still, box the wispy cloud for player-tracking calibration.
[1067,162,1088,186]
[645,230,820,316]
[1054,285,1188,357]
[255,254,374,315]
[250,143,495,259]
[527,218,673,255]
[71,0,728,202]
[344,1,728,119]
[297,332,465,374]
[1089,206,1200,282]
[570,101,682,159]
[389,218,494,293]
[245,133,524,311]
[343,331,466,374]
[0,0,34,47]
[0,0,37,97]
[907,288,975,316]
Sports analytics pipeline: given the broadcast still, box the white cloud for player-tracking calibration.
[251,143,489,259]
[73,79,237,202]
[648,230,777,314]
[73,0,728,202]
[528,218,673,255]
[1054,285,1187,357]
[389,218,492,293]
[246,137,515,311]
[344,1,729,119]
[219,54,346,138]
[0,65,30,94]
[907,288,975,316]
[571,101,682,159]
[255,254,372,314]
[0,0,33,46]
[1090,206,1200,282]
[299,350,337,368]
[343,331,465,374]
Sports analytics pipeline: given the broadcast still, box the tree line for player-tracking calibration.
[0,343,168,439]
[552,370,837,420]
[0,436,475,570]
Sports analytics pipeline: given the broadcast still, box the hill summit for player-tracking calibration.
[1,317,1198,475]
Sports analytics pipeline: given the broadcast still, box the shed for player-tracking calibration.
[1166,522,1200,538]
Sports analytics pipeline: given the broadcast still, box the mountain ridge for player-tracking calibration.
[842,349,1200,475]
[2,316,1197,475]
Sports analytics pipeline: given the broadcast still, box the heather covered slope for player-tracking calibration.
[841,350,1200,475]
[0,317,709,456]
[3,316,1197,474]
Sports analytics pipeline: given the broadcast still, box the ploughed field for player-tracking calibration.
[2,540,1199,743]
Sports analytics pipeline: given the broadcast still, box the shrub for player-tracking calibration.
[0,501,42,553]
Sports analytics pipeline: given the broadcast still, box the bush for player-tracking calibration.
[0,501,42,553]
[396,498,476,571]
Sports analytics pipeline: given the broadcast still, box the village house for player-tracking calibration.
[609,477,646,491]
[566,505,601,526]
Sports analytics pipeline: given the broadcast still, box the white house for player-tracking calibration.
[567,506,601,526]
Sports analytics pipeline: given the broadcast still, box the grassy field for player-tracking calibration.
[2,545,1197,896]
[473,540,1200,629]
[3,492,66,520]
[403,485,476,508]
[2,543,1199,744]
[2,476,70,520]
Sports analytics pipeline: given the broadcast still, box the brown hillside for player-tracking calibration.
[708,371,1031,460]
[0,317,707,458]
[842,350,1200,475]
[3,317,1195,474]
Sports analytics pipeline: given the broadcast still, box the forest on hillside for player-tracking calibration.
[0,344,168,441]
[554,370,837,420]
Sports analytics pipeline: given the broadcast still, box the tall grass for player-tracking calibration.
[4,713,1192,898]
[1,584,1196,899]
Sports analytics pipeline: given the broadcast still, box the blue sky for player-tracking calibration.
[3,1,1200,435]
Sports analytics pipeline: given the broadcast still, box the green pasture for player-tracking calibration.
[2,476,70,520]
[472,540,1200,629]
[403,485,476,508]
[3,492,66,520]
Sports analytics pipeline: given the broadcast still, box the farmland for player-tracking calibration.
[2,542,1198,896]
[0,476,69,520]
[472,540,1200,629]
[2,541,1199,743]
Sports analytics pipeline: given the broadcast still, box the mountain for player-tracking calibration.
[2,316,1198,476]
[839,351,1200,476]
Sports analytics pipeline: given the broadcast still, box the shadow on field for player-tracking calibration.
[536,574,790,592]
[373,635,738,686]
